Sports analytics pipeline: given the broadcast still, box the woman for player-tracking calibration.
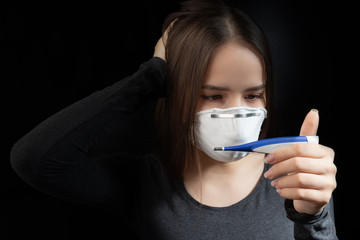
[10,0,337,239]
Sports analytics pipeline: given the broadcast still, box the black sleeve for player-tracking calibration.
[285,199,338,239]
[10,57,167,210]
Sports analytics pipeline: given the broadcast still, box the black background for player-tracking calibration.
[2,0,354,239]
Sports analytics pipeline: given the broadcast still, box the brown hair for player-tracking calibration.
[155,0,274,179]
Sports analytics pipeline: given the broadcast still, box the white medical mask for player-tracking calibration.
[195,107,267,162]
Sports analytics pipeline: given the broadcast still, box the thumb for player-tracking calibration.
[299,109,319,136]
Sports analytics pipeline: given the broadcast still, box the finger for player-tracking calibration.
[276,188,331,205]
[265,157,330,180]
[264,142,328,165]
[162,19,177,44]
[300,109,319,136]
[272,173,329,190]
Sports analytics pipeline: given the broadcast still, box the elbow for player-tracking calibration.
[10,138,26,177]
[10,137,42,185]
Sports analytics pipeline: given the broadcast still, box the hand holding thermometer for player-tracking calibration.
[214,136,319,154]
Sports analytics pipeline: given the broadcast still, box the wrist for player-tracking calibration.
[285,200,327,224]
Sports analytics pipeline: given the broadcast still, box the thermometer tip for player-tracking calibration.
[213,147,224,151]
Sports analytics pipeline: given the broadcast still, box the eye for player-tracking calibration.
[203,95,223,101]
[244,94,263,102]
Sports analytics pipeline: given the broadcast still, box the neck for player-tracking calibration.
[183,151,265,207]
[189,151,264,181]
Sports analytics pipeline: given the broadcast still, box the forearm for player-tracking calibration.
[10,57,166,194]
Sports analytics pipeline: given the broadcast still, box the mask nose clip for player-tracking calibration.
[210,112,262,118]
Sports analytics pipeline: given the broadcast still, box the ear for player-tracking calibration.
[299,109,319,136]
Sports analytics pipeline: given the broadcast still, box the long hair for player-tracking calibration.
[155,0,274,179]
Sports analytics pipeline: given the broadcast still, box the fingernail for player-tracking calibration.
[264,169,272,179]
[264,154,275,164]
[271,179,278,187]
[311,108,319,113]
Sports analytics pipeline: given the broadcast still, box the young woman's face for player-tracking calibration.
[198,41,265,112]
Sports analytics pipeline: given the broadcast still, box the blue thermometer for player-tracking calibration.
[214,136,319,153]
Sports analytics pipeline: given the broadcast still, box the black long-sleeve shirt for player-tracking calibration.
[10,57,337,239]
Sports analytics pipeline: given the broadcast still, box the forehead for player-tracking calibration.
[203,41,264,88]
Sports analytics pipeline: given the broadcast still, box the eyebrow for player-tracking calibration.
[244,84,266,92]
[201,85,230,91]
[202,84,265,92]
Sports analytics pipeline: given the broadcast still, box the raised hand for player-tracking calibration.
[264,109,337,214]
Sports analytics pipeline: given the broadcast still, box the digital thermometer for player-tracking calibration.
[214,136,319,153]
